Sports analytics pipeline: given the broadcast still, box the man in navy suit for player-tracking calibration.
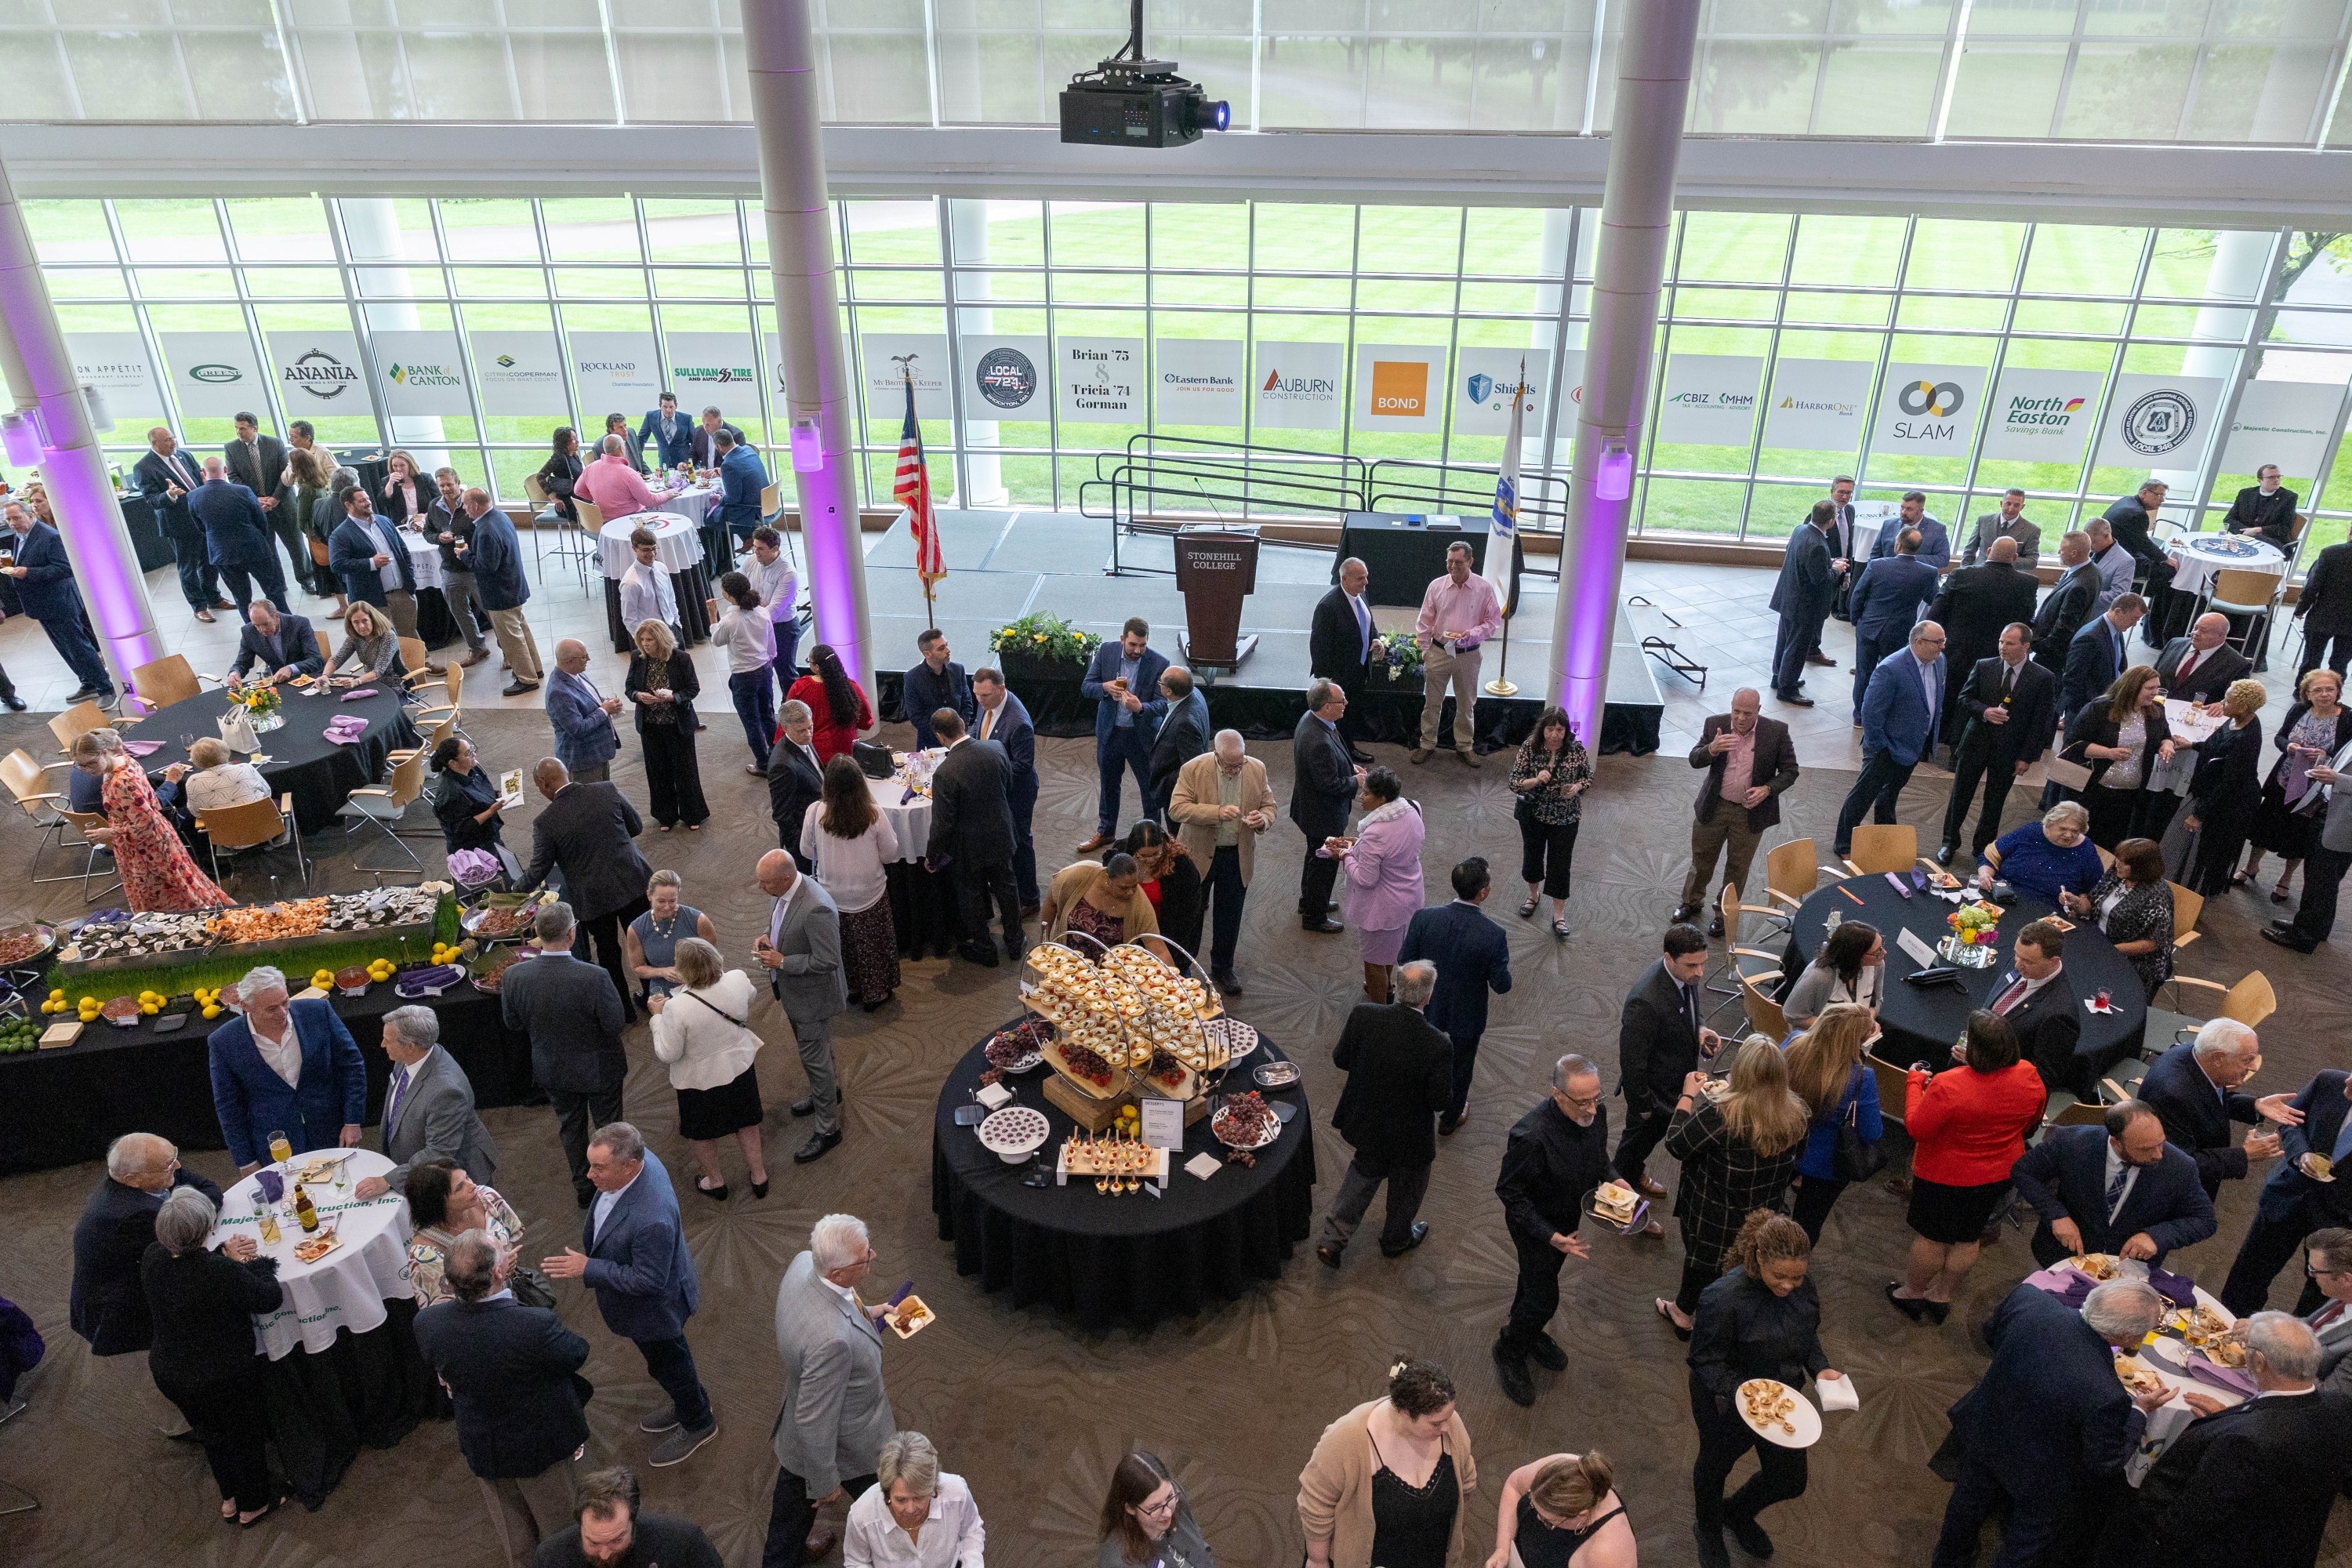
[2007,1102,2216,1270]
[540,1122,716,1468]
[71,1133,222,1360]
[1833,620,1947,856]
[1293,679,1364,934]
[1766,502,1844,706]
[413,1230,590,1564]
[902,628,975,752]
[186,455,289,619]
[713,429,767,541]
[972,666,1040,909]
[1076,617,1170,851]
[2220,1068,2352,1316]
[635,391,694,471]
[688,406,746,470]
[2060,597,2147,728]
[1867,490,1951,571]
[2137,1020,2293,1201]
[2,500,115,702]
[1397,857,1514,1135]
[227,601,323,684]
[326,485,421,640]
[1846,526,1940,713]
[205,964,366,1174]
[1932,1279,2172,1568]
[131,426,227,619]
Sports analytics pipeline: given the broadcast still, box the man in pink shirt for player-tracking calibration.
[573,434,675,522]
[1411,541,1503,766]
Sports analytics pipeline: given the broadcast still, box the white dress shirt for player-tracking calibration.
[251,1021,303,1088]
[620,561,679,633]
[747,552,798,627]
[590,1164,641,1243]
[370,517,405,593]
[843,1472,985,1568]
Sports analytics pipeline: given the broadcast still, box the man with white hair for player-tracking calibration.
[1165,728,1277,993]
[2137,1018,2297,1200]
[546,640,623,782]
[767,699,826,867]
[70,1132,223,1434]
[763,1213,898,1568]
[353,1005,499,1201]
[187,451,289,620]
[2122,1312,2352,1566]
[1932,1278,2172,1568]
[205,964,365,1175]
[1834,619,1948,858]
[1315,960,1450,1269]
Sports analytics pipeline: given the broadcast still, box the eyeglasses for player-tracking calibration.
[1138,1494,1180,1518]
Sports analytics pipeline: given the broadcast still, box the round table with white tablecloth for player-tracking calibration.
[207,1148,414,1359]
[597,510,713,649]
[2165,531,2287,601]
[858,751,970,957]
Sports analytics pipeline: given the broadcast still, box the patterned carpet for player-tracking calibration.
[0,705,2346,1568]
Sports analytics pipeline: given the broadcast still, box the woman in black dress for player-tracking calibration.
[624,617,709,830]
[1686,1210,1846,1568]
[535,426,585,522]
[1657,1037,1811,1336]
[430,735,512,871]
[1121,820,1203,964]
[1486,1450,1635,1568]
[2239,667,2352,903]
[2180,678,2267,896]
[140,1187,284,1527]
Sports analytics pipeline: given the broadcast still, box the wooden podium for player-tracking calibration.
[1172,527,1258,672]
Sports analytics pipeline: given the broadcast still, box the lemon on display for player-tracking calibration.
[201,1004,222,1019]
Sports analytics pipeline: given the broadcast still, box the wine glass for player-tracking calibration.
[267,1129,292,1165]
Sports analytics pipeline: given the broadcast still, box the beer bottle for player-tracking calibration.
[294,1185,320,1234]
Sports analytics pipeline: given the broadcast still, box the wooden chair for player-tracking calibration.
[195,793,307,892]
[1739,971,1788,1040]
[389,712,458,768]
[1842,823,1917,877]
[397,637,434,687]
[53,805,120,902]
[2205,567,2283,658]
[2149,967,2275,1053]
[1864,1050,1909,1131]
[2167,880,2204,954]
[47,701,116,757]
[2101,1060,2150,1102]
[1722,839,1826,949]
[128,654,212,712]
[1705,880,1788,1021]
[2,747,89,885]
[336,749,428,871]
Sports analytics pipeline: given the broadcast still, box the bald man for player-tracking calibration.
[517,757,653,1021]
[132,426,230,619]
[187,452,289,619]
[755,848,848,1163]
[545,638,622,782]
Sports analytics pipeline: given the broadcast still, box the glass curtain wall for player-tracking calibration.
[30,194,2352,561]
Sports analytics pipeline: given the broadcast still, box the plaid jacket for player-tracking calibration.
[1666,1099,1798,1272]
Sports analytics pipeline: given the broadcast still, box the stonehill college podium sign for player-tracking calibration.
[1172,526,1259,672]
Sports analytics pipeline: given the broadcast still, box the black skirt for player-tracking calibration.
[675,1062,763,1140]
[1907,1176,2011,1245]
[2249,773,2323,859]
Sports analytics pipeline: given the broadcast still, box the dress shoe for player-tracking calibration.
[1074,832,1112,853]
[2263,927,2318,953]
[1379,1220,1429,1258]
[693,1178,728,1201]
[1639,1218,1666,1237]
[1303,916,1344,934]
[503,681,540,697]
[210,597,235,611]
[957,941,1001,967]
[1724,1510,1774,1559]
[1316,1242,1342,1269]
[66,686,100,704]
[1020,902,1040,917]
[193,608,216,624]
[1885,1281,1930,1323]
[1634,1174,1668,1196]
[794,1128,843,1163]
[1526,1331,1568,1372]
[1708,913,1726,938]
[1492,1342,1537,1407]
[804,1528,842,1561]
[639,1403,681,1434]
[1347,748,1374,764]
[0,691,21,712]
[1210,967,1243,994]
[1409,747,1432,764]
[459,648,489,667]
[1780,695,1815,707]
[1936,841,1958,865]
[1693,1522,1732,1568]
[1669,906,1699,925]
[1454,748,1478,766]
[648,1421,717,1467]
[1438,1113,1462,1137]
[1806,652,1836,666]
[789,1097,815,1117]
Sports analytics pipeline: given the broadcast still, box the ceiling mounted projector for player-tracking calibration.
[1059,0,1229,147]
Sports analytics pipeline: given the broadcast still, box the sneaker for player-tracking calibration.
[648,1421,717,1467]
[638,1404,680,1434]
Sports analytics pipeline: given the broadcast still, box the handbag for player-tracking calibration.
[853,739,895,779]
[2044,744,2094,793]
[1829,1073,1886,1182]
[506,1261,558,1310]
[307,535,330,567]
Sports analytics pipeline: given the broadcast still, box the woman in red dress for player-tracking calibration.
[74,729,229,912]
[785,643,873,764]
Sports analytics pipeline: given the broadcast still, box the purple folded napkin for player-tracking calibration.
[447,848,500,885]
[323,720,368,746]
[2146,1265,2198,1308]
[2184,1352,2259,1398]
[339,688,378,701]
[121,739,164,757]
[255,1169,283,1203]
[2025,1265,2096,1307]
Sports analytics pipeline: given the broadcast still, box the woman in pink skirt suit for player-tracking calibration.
[1329,764,1425,1004]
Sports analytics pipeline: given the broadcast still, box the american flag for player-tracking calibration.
[895,369,945,586]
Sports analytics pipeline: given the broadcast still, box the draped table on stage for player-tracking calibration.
[597,510,713,651]
[205,1148,435,1507]
[930,1021,1316,1325]
[128,684,420,833]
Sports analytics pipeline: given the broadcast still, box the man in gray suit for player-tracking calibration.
[760,1213,895,1568]
[352,1005,499,1200]
[2266,729,2352,953]
[499,903,628,1206]
[2303,1229,2352,1385]
[754,849,848,1164]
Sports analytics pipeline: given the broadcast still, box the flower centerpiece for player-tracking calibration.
[1370,631,1425,682]
[989,612,1102,677]
[228,682,285,733]
[1940,900,2002,967]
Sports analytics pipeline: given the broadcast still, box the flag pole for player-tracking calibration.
[1485,356,1526,698]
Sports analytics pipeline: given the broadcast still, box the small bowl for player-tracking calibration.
[1253,1060,1300,1089]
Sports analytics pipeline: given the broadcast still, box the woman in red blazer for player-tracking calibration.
[1889,1010,2046,1325]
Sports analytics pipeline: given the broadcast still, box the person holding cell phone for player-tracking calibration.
[2240,667,2352,905]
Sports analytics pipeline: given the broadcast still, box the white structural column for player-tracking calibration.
[0,154,162,693]
[1547,0,1699,742]
[949,199,1007,508]
[744,0,872,685]
[341,199,451,472]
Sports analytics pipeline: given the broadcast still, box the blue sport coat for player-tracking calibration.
[232,612,324,680]
[581,1148,699,1342]
[1947,1281,2146,1505]
[1080,641,1171,747]
[637,408,694,470]
[1848,554,1941,644]
[327,513,417,608]
[545,667,621,774]
[1860,648,1945,767]
[466,509,532,612]
[187,477,273,568]
[717,445,768,530]
[206,999,367,1169]
[412,1294,590,1480]
[902,659,976,751]
[979,691,1037,808]
[1396,899,1513,1043]
[1871,514,1951,572]
[2008,1123,2216,1268]
[2255,1070,2352,1231]
[5,521,82,623]
[2060,614,2129,723]
[1767,523,1837,619]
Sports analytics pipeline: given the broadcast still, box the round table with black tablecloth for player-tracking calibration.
[931,1023,1316,1325]
[131,684,419,834]
[1781,875,2146,1080]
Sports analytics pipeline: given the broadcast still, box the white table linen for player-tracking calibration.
[2166,532,2287,600]
[597,510,704,579]
[207,1148,413,1360]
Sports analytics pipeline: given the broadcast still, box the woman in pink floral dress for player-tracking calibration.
[73,729,228,911]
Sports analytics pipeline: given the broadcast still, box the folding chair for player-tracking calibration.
[47,701,118,757]
[1842,823,1917,877]
[390,712,458,768]
[53,806,121,903]
[2,748,89,884]
[1704,880,1791,1023]
[336,749,428,872]
[1738,971,1788,1041]
[1863,1051,1909,1131]
[2203,568,2283,659]
[195,793,307,893]
[2166,880,2204,955]
[128,654,217,713]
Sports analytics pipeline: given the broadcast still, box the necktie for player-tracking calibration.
[386,1065,411,1133]
[1353,595,1370,660]
[2105,1159,2130,1223]
[980,706,994,741]
[2317,1300,2347,1330]
[2332,1113,2352,1167]
[1992,976,2029,1014]
[2179,651,2198,685]
[166,452,192,488]
[2002,663,2015,700]
[1680,982,1697,1036]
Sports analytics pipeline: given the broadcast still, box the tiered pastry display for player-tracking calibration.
[1021,938,1227,1109]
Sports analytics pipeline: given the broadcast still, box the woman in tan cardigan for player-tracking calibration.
[1298,1356,1477,1568]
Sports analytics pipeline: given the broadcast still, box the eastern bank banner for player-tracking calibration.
[371,329,471,418]
[267,331,376,419]
[1154,338,1244,426]
[1979,367,2100,465]
[158,332,267,419]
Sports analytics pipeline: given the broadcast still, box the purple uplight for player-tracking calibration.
[1557,490,1631,746]
[804,521,862,686]
[789,420,823,474]
[47,450,168,678]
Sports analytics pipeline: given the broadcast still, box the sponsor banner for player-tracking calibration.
[1761,358,1872,453]
[1870,361,1987,459]
[664,331,760,397]
[568,332,661,405]
[2096,372,2226,469]
[1057,336,1145,424]
[2220,378,2345,479]
[371,329,471,418]
[159,332,267,419]
[267,331,373,416]
[1979,367,2100,465]
[960,335,1050,420]
[1153,338,1244,426]
[468,331,568,418]
[1655,354,1763,447]
[1252,341,1345,431]
[1353,343,1448,430]
[856,332,951,420]
[64,332,165,423]
[1452,347,1549,437]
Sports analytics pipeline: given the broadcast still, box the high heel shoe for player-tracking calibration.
[750,1178,770,1200]
[1885,1282,1929,1323]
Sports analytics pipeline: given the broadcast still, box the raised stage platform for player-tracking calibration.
[859,509,1666,756]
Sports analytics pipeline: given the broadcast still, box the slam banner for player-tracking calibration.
[372,329,472,418]
[1762,359,1871,454]
[1354,344,1449,432]
[2219,379,2344,479]
[1452,347,1551,438]
[2096,373,2226,469]
[64,332,165,423]
[1154,338,1244,426]
[469,332,568,417]
[158,332,268,419]
[267,331,376,419]
[1253,341,1345,431]
[960,335,1051,421]
[1979,368,2100,465]
[1058,337,1145,424]
[1654,354,1763,447]
[568,332,662,405]
[1868,363,1986,459]
[855,332,952,420]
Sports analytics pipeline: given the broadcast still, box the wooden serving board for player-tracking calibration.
[1044,1073,1136,1131]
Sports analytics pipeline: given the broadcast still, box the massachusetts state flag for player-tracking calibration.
[895,371,945,586]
